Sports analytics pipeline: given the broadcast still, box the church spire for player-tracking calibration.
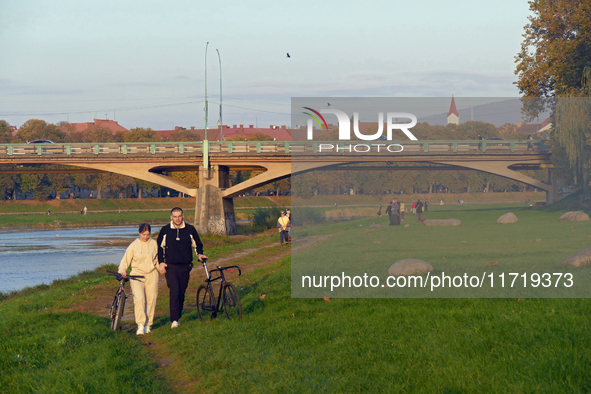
[447,94,460,125]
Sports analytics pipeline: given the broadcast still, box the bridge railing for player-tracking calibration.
[290,140,547,154]
[0,140,547,157]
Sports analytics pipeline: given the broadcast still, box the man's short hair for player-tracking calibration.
[171,207,183,215]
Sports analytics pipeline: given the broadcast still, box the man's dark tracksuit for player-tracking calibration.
[157,222,203,322]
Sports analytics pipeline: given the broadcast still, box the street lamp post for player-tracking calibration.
[204,42,209,141]
[216,48,223,141]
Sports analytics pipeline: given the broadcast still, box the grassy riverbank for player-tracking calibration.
[0,192,547,229]
[2,205,591,392]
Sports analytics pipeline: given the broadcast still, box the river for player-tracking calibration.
[0,226,160,294]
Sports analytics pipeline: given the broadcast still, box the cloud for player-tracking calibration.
[0,79,85,96]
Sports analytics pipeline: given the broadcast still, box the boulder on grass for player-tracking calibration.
[389,259,434,276]
[497,212,518,224]
[559,211,590,222]
[558,247,591,268]
[423,219,461,226]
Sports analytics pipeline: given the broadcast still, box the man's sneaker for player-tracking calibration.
[136,325,145,336]
[171,321,180,329]
[145,326,152,334]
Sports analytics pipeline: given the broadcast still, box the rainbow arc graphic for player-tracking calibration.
[302,107,328,130]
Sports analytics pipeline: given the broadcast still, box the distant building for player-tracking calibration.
[516,118,552,135]
[62,119,129,134]
[447,95,460,125]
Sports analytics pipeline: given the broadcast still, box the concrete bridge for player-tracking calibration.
[0,139,555,234]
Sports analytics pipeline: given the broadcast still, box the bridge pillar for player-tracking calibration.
[195,165,237,236]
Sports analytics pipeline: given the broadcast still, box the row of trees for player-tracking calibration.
[292,168,544,199]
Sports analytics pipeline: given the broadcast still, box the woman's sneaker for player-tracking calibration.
[171,321,180,329]
[145,326,152,334]
[136,325,145,335]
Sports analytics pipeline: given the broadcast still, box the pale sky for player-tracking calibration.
[0,0,531,130]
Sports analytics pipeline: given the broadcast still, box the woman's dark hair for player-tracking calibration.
[138,223,151,233]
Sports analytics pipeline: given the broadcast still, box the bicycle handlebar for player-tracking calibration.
[209,265,242,276]
[106,270,145,281]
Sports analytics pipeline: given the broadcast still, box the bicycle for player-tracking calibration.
[107,270,144,331]
[196,258,242,321]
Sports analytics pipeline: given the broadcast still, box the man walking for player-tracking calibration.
[277,211,291,246]
[157,207,207,329]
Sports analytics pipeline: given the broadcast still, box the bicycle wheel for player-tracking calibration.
[222,283,242,320]
[196,284,215,321]
[110,290,126,331]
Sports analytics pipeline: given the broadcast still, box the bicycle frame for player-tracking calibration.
[107,270,144,330]
[199,259,241,318]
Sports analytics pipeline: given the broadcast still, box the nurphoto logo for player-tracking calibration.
[303,107,418,141]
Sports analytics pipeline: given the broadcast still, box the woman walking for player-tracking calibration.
[118,223,160,335]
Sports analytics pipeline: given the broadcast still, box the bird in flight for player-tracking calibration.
[327,102,331,107]
[286,53,290,58]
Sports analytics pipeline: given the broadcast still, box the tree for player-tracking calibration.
[121,128,165,143]
[14,119,67,143]
[226,133,274,142]
[0,120,13,143]
[69,126,119,143]
[169,129,198,142]
[515,0,591,117]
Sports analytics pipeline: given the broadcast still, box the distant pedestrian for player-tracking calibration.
[527,134,533,151]
[80,208,83,215]
[83,206,87,215]
[424,199,428,212]
[411,200,417,214]
[391,199,400,226]
[277,211,291,246]
[440,200,444,206]
[377,205,383,217]
[399,201,405,221]
[416,199,424,223]
[286,209,292,242]
[47,208,51,215]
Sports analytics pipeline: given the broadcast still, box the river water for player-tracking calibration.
[0,226,160,294]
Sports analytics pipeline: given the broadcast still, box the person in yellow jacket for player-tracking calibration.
[118,223,161,335]
[277,211,291,246]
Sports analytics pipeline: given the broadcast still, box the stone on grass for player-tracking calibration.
[389,259,434,276]
[423,219,461,226]
[404,224,410,228]
[369,224,384,228]
[559,211,590,222]
[497,212,518,224]
[558,247,591,268]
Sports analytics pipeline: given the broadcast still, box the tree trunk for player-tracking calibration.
[138,187,143,199]
[96,185,102,199]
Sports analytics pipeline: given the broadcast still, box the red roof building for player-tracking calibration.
[63,119,129,134]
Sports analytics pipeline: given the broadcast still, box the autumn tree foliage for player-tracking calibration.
[515,0,591,189]
[515,0,591,101]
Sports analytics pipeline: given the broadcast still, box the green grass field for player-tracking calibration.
[2,205,591,393]
[292,204,591,298]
